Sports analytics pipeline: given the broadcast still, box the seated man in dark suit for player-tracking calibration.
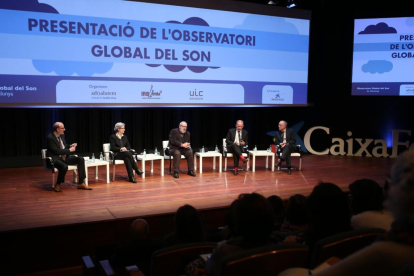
[275,120,297,175]
[168,121,196,178]
[46,122,92,192]
[226,120,249,175]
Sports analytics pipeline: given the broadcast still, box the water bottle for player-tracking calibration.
[254,145,257,153]
[143,149,147,158]
[202,146,205,153]
[100,152,103,161]
[92,153,95,163]
[215,145,219,153]
[267,146,271,153]
[154,147,158,155]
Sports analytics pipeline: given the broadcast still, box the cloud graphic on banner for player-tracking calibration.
[0,0,114,76]
[0,0,58,13]
[234,15,299,34]
[361,60,393,74]
[406,18,414,27]
[32,60,113,77]
[358,22,397,34]
[145,17,220,73]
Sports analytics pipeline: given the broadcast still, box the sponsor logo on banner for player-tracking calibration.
[141,85,162,99]
[262,85,293,104]
[189,89,203,101]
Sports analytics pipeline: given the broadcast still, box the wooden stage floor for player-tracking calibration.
[0,154,394,233]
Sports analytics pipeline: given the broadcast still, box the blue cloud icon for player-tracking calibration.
[406,18,414,27]
[359,22,397,34]
[32,60,113,77]
[361,60,393,74]
[234,15,299,34]
[145,17,220,74]
[0,0,58,13]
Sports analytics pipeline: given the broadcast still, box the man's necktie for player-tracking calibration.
[58,136,66,160]
[238,131,241,145]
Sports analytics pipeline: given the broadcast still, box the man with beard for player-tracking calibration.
[168,121,196,178]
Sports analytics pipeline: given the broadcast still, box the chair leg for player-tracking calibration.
[299,157,302,171]
[224,158,227,171]
[74,169,78,184]
[112,165,116,181]
[169,158,172,174]
[52,172,55,188]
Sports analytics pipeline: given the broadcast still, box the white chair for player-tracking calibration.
[103,143,136,181]
[162,140,185,174]
[275,144,302,171]
[222,138,249,171]
[41,149,78,188]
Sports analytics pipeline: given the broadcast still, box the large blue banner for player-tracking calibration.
[0,0,310,106]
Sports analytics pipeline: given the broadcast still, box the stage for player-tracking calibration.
[0,154,394,274]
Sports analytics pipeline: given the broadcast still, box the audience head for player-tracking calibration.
[174,204,206,243]
[386,150,414,220]
[286,194,309,226]
[114,122,125,132]
[349,179,384,215]
[224,199,240,239]
[267,195,285,222]
[235,192,275,242]
[307,182,350,231]
[129,219,149,241]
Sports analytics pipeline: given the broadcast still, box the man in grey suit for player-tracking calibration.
[168,121,196,178]
[226,120,249,175]
[275,120,297,175]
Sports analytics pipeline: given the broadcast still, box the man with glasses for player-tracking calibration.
[275,120,296,175]
[168,121,196,178]
[226,120,249,175]
[46,122,92,192]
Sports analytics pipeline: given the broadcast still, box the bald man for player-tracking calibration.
[226,120,249,175]
[46,122,92,192]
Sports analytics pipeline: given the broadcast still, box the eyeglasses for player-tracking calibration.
[119,127,125,129]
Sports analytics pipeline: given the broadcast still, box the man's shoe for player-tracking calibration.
[129,177,137,183]
[188,170,196,177]
[242,158,248,164]
[53,183,61,192]
[276,160,282,167]
[287,168,292,175]
[234,170,238,175]
[77,183,93,190]
[173,172,179,178]
[135,169,143,175]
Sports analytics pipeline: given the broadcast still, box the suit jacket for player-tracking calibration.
[109,134,132,153]
[275,128,296,145]
[168,128,191,150]
[226,128,248,147]
[46,132,71,161]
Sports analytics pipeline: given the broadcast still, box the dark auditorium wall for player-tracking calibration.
[0,0,413,168]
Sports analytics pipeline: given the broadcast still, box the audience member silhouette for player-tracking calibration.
[206,192,275,276]
[163,204,207,247]
[95,219,161,275]
[267,195,286,231]
[349,178,393,230]
[305,183,351,251]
